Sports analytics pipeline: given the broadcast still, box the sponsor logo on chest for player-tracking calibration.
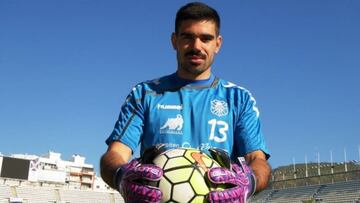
[157,104,183,110]
[160,114,184,135]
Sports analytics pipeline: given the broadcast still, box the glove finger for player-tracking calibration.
[231,163,243,173]
[231,164,251,186]
[124,159,141,170]
[208,186,246,203]
[122,181,162,203]
[207,167,238,185]
[125,164,163,181]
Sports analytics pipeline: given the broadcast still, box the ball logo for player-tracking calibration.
[191,152,209,172]
[210,99,228,117]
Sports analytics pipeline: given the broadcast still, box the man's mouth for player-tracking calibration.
[188,55,204,65]
[186,52,205,65]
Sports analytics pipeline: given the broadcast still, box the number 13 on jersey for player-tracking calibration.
[208,119,229,143]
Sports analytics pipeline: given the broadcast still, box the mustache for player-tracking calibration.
[185,50,206,58]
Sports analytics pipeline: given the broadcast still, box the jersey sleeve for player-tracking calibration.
[105,85,145,154]
[233,90,270,159]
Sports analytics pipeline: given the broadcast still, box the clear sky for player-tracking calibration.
[1,0,359,174]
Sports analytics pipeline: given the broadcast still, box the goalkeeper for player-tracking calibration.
[100,2,271,203]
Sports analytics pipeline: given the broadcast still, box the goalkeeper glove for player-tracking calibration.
[207,148,256,203]
[114,145,165,203]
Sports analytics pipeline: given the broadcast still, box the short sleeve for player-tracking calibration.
[105,85,145,154]
[233,90,270,159]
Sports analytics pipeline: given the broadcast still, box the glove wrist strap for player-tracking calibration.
[237,157,256,198]
[113,166,125,191]
[247,170,256,197]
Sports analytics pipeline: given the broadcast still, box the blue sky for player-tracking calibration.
[1,0,359,174]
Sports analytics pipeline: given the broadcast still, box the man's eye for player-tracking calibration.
[182,35,193,40]
[201,37,212,43]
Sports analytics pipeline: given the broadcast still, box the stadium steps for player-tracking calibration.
[315,184,325,194]
[113,192,124,203]
[0,183,124,203]
[266,189,278,202]
[16,185,59,203]
[0,185,12,202]
[59,188,121,203]
[265,184,320,203]
[314,180,360,203]
[54,189,61,202]
[249,189,276,203]
[10,185,17,198]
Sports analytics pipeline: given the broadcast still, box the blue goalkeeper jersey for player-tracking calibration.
[106,73,270,160]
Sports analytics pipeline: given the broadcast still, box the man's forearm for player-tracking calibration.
[100,150,128,189]
[249,157,271,192]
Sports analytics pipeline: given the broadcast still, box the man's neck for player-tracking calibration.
[176,69,212,80]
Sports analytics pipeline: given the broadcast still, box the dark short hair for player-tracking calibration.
[175,2,220,35]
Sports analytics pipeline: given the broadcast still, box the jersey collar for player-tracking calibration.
[171,73,216,88]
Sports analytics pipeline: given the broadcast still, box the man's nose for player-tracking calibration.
[191,38,202,51]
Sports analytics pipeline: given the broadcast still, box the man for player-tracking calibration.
[101,2,271,202]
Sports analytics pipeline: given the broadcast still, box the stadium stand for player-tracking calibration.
[16,185,58,203]
[249,188,274,203]
[59,188,123,203]
[0,184,13,202]
[0,183,124,203]
[250,180,360,203]
[0,151,125,203]
[114,193,125,203]
[260,185,319,203]
[315,180,360,203]
[249,161,360,203]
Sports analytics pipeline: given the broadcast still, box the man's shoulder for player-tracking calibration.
[131,73,175,94]
[216,77,251,93]
[144,74,174,86]
[217,77,259,115]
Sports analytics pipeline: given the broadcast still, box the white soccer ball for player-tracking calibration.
[152,148,224,203]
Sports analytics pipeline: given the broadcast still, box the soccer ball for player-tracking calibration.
[151,148,223,203]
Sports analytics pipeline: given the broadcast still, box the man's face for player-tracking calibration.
[172,20,222,79]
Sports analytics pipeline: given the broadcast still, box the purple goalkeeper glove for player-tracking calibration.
[114,145,165,203]
[207,148,256,203]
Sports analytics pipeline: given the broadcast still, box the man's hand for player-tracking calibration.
[207,148,256,203]
[113,144,166,203]
[115,159,163,203]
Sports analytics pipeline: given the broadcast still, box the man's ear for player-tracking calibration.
[215,35,222,54]
[171,32,177,50]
